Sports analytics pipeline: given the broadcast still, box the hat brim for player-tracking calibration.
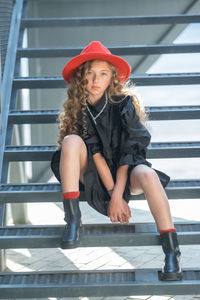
[62,52,131,83]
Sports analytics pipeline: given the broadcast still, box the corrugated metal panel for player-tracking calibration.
[0,269,200,298]
[0,222,200,249]
[0,0,14,76]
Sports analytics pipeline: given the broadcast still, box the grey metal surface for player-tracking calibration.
[8,109,59,124]
[0,222,199,249]
[0,268,200,298]
[147,141,200,158]
[3,142,200,161]
[0,179,199,202]
[0,50,1,134]
[0,49,5,274]
[147,105,200,120]
[12,73,200,89]
[17,43,200,58]
[0,0,24,183]
[2,0,31,227]
[7,106,200,124]
[0,0,14,76]
[20,14,200,28]
[0,0,24,272]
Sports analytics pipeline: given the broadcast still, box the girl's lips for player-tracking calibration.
[92,86,100,89]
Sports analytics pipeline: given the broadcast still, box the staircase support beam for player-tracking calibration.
[0,0,24,271]
[20,14,200,28]
[17,43,200,58]
[12,73,200,89]
[0,268,200,298]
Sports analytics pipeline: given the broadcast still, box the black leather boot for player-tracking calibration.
[160,231,183,281]
[61,198,83,249]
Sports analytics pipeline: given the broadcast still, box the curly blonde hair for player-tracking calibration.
[57,60,148,147]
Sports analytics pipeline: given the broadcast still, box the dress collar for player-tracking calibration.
[87,93,107,113]
[86,93,108,125]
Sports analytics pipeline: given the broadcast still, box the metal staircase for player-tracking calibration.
[0,0,200,298]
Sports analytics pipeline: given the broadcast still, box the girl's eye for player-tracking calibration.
[87,71,93,75]
[101,72,107,76]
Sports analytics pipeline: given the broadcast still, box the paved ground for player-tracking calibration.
[4,196,200,300]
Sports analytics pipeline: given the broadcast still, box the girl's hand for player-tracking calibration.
[107,192,131,224]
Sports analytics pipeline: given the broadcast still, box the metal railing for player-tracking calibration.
[0,0,24,272]
[0,0,15,77]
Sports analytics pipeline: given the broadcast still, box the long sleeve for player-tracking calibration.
[118,96,152,168]
[79,114,102,155]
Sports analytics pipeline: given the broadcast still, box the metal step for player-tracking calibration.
[4,145,56,161]
[13,73,200,89]
[0,222,199,249]
[20,14,200,28]
[17,43,200,58]
[4,142,200,161]
[7,106,200,124]
[0,179,199,202]
[8,109,59,124]
[148,141,200,158]
[147,105,200,120]
[0,268,200,298]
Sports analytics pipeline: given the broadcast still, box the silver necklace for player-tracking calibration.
[86,93,108,125]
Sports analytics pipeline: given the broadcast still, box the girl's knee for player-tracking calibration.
[62,134,84,152]
[134,165,158,184]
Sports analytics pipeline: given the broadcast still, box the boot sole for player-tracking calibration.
[160,271,183,281]
[60,240,81,249]
[60,227,83,249]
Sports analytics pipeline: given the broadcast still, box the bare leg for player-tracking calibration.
[130,164,182,281]
[130,164,174,231]
[59,134,88,249]
[59,134,88,193]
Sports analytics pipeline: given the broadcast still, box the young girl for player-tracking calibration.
[51,41,182,281]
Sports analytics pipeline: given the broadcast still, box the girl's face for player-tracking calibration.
[85,60,112,104]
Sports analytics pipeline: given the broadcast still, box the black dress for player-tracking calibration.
[51,94,170,216]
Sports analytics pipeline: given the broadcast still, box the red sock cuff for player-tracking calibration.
[159,228,176,235]
[62,191,80,200]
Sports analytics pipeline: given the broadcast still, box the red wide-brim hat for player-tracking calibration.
[62,41,131,83]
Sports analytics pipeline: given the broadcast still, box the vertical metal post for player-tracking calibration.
[0,47,6,272]
[0,0,24,271]
[0,203,6,272]
[9,0,30,225]
[0,48,2,135]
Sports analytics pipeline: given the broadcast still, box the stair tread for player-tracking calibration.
[21,14,200,27]
[8,106,200,123]
[4,142,200,161]
[0,268,200,298]
[13,73,200,88]
[0,222,199,248]
[17,43,200,57]
[0,180,199,202]
[5,141,200,150]
[1,179,199,190]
